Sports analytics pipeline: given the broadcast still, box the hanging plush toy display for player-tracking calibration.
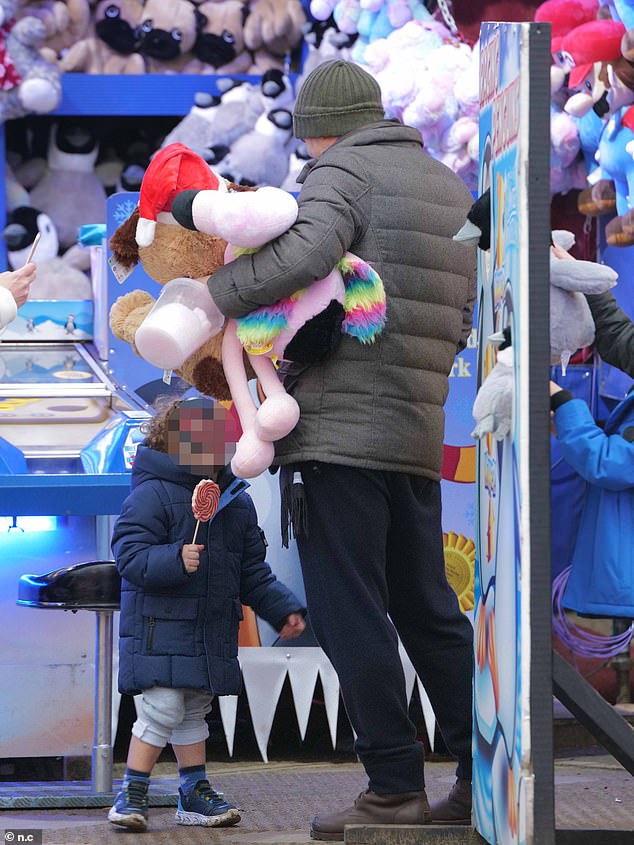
[0,0,61,121]
[562,19,625,199]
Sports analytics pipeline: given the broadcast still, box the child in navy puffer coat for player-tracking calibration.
[108,397,305,833]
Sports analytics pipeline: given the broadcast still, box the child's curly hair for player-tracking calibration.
[139,396,182,453]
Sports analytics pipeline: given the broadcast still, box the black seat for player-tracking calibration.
[17,561,121,612]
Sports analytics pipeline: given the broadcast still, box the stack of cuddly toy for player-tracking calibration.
[155,18,361,191]
[160,69,298,188]
[17,0,307,74]
[307,1,481,188]
[535,0,634,239]
[3,116,104,299]
[0,0,61,123]
[360,19,480,189]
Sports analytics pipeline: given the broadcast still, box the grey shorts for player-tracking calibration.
[132,687,214,748]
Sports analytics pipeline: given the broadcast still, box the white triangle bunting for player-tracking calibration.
[240,650,289,763]
[218,695,239,757]
[317,655,340,750]
[286,648,320,741]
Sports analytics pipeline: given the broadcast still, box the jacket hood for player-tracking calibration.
[297,120,423,183]
[606,388,634,433]
[131,445,231,491]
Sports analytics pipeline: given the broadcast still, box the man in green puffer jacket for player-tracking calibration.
[175,60,477,839]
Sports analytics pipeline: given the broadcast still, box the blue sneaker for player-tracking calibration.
[175,779,241,827]
[108,779,149,831]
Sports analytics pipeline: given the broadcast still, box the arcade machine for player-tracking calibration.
[0,231,151,804]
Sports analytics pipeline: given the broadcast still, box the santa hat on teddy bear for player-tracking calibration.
[136,143,227,248]
[563,19,626,88]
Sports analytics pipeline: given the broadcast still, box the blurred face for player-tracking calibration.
[166,401,238,475]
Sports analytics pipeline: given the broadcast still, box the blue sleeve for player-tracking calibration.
[239,498,305,630]
[554,399,634,490]
[112,484,191,591]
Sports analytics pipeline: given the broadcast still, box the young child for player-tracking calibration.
[108,396,306,832]
[550,380,634,618]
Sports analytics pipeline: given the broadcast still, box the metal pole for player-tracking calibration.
[92,609,114,793]
[95,514,113,561]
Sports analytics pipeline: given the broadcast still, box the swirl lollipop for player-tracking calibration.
[191,479,221,543]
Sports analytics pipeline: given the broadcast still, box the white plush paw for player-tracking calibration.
[19,78,60,114]
[471,416,510,441]
[254,393,300,441]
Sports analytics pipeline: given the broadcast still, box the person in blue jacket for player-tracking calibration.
[550,380,634,618]
[108,396,306,833]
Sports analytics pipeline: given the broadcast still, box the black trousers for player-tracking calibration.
[296,462,473,795]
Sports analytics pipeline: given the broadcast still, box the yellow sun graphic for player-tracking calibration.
[443,532,476,613]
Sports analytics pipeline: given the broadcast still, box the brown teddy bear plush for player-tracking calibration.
[242,0,305,61]
[110,209,232,399]
[108,146,257,400]
[136,0,199,73]
[183,0,252,74]
[59,0,145,74]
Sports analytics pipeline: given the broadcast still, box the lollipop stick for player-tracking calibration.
[192,520,201,545]
[25,232,41,265]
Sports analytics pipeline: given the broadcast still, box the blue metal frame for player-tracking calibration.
[0,473,130,516]
[53,73,267,116]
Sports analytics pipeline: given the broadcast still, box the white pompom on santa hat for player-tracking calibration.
[136,143,227,248]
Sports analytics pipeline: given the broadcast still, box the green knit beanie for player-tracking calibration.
[293,60,385,139]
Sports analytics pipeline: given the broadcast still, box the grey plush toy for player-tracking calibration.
[469,230,618,440]
[0,0,61,122]
[29,121,107,251]
[549,230,618,373]
[213,107,293,187]
[160,79,264,160]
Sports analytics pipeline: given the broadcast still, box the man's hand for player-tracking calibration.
[0,263,36,309]
[279,612,306,640]
[182,543,204,574]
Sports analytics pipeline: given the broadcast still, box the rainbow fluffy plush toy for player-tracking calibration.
[233,252,386,355]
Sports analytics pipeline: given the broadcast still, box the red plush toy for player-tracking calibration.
[564,19,625,91]
[534,0,599,54]
[561,20,626,218]
[534,0,600,92]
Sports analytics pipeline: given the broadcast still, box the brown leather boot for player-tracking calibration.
[310,789,431,841]
[430,779,472,825]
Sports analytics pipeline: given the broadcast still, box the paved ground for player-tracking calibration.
[0,756,634,845]
[0,756,632,844]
